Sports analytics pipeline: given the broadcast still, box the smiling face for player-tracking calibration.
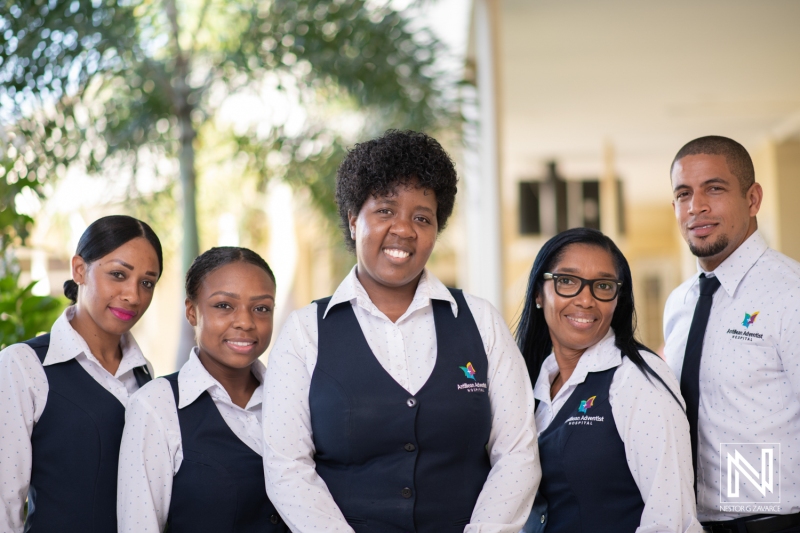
[185,261,276,372]
[348,179,438,294]
[536,243,619,360]
[671,154,762,271]
[72,237,160,337]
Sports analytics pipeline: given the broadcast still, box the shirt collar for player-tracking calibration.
[177,347,267,410]
[533,329,620,403]
[323,266,458,321]
[681,229,768,301]
[44,306,148,377]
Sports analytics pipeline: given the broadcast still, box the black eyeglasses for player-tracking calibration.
[543,273,622,302]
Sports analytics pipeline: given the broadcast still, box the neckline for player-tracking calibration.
[329,297,454,397]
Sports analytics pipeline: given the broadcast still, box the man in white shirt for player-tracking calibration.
[664,135,800,532]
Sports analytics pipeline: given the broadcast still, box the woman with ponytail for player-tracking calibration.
[0,215,163,533]
[517,228,700,533]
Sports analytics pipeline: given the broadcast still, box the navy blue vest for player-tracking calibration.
[524,366,644,533]
[164,373,288,533]
[309,289,492,532]
[22,333,151,533]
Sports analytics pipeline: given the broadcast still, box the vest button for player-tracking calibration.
[540,514,546,524]
[406,398,417,407]
[401,487,413,498]
[404,443,416,452]
[270,514,280,524]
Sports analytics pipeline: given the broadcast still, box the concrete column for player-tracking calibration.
[600,140,620,243]
[463,0,503,310]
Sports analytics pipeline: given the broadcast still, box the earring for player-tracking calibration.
[536,303,542,309]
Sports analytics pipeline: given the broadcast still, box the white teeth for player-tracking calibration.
[384,248,410,259]
[228,341,254,347]
[570,317,594,324]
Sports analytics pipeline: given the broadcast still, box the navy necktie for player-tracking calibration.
[680,273,722,494]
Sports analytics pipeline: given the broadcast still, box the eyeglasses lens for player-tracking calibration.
[554,275,618,300]
[591,280,618,300]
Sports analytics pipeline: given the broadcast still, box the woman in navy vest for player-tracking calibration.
[263,130,540,532]
[117,246,288,532]
[0,215,162,533]
[516,228,701,533]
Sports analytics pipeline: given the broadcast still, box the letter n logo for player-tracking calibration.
[720,443,781,504]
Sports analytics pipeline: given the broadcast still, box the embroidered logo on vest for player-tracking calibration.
[578,396,596,413]
[457,362,486,393]
[459,362,476,380]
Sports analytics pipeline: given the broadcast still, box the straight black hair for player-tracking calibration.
[64,215,163,304]
[185,247,275,302]
[515,227,681,406]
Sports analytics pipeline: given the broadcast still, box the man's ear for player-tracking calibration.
[71,255,87,284]
[185,298,198,327]
[747,182,763,217]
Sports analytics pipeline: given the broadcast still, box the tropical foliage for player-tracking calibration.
[0,0,461,355]
[0,166,65,348]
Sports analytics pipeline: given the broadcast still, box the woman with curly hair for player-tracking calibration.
[263,130,539,532]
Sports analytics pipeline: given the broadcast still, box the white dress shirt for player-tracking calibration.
[117,348,267,533]
[664,230,800,522]
[533,330,702,533]
[263,267,540,533]
[0,306,153,533]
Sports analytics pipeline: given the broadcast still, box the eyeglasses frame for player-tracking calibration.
[542,272,623,302]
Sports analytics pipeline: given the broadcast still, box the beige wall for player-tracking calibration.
[753,139,800,262]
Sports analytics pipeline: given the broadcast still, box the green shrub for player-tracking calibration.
[0,267,66,349]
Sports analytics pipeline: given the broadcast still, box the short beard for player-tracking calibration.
[689,235,729,258]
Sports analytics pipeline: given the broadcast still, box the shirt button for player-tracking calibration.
[401,487,413,498]
[404,443,416,452]
[541,514,546,524]
[270,514,280,524]
[407,398,417,408]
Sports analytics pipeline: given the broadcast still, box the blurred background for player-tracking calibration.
[2,0,799,374]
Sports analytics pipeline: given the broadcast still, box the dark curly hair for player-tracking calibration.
[335,130,458,251]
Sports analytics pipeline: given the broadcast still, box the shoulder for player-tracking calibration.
[664,275,696,312]
[127,376,177,416]
[277,302,320,344]
[0,342,46,381]
[461,291,504,327]
[612,350,684,410]
[295,300,321,322]
[267,302,322,372]
[460,291,510,346]
[756,247,800,282]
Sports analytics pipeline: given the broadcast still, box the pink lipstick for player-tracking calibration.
[109,307,137,321]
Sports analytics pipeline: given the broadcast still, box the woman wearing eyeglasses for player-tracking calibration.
[517,228,701,533]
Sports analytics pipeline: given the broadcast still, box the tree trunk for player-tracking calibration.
[175,108,199,369]
[166,0,200,369]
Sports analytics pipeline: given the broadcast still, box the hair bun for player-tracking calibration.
[63,279,78,304]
